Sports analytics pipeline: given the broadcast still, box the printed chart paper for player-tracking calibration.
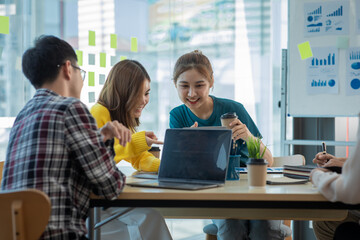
[346,48,360,95]
[307,47,339,95]
[304,1,349,37]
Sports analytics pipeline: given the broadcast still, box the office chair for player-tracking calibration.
[0,160,4,184]
[203,154,305,240]
[0,188,51,240]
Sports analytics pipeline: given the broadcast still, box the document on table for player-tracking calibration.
[266,176,309,185]
[236,167,284,174]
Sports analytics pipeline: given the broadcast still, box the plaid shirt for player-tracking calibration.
[1,89,125,239]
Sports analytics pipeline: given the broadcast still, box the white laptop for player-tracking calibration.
[127,128,232,190]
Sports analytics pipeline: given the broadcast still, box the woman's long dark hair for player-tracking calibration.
[98,60,150,129]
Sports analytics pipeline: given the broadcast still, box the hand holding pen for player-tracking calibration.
[312,142,333,167]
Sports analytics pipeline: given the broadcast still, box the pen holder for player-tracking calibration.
[226,155,240,181]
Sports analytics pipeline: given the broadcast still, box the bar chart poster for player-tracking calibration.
[307,47,339,95]
[346,48,360,95]
[304,1,349,37]
[357,0,360,34]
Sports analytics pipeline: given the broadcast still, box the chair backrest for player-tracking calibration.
[272,154,305,167]
[0,189,51,240]
[0,161,4,184]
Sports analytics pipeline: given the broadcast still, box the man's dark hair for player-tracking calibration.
[22,35,77,88]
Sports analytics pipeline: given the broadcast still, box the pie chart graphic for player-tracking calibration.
[328,79,335,87]
[351,62,360,70]
[351,78,360,90]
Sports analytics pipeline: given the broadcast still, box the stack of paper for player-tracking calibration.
[283,165,317,179]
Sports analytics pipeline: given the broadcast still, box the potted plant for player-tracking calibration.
[246,136,268,187]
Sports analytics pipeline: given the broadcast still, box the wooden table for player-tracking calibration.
[88,173,357,240]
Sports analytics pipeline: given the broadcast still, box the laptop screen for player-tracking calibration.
[158,128,232,184]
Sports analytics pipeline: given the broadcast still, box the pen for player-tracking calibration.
[321,142,327,154]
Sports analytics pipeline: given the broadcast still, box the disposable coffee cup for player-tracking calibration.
[220,112,238,129]
[148,146,161,159]
[246,158,268,188]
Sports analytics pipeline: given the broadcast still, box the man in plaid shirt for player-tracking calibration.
[1,35,132,239]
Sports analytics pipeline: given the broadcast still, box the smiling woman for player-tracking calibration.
[89,59,172,240]
[90,59,161,171]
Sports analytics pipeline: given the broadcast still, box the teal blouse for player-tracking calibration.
[169,95,262,166]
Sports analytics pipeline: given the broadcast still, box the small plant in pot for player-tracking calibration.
[246,136,268,187]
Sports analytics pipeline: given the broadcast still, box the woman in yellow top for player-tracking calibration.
[90,60,172,240]
[91,60,163,172]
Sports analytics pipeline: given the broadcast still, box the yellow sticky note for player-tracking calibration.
[100,52,106,68]
[110,34,117,49]
[88,72,95,86]
[298,41,313,60]
[131,37,138,52]
[89,30,95,46]
[120,56,127,61]
[76,50,83,66]
[0,16,9,35]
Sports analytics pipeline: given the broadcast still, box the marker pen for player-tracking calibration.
[322,142,327,154]
[322,142,327,163]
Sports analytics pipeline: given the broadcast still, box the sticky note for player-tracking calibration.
[298,41,313,60]
[16,57,21,71]
[76,50,83,66]
[111,56,117,66]
[89,30,95,46]
[110,34,117,49]
[131,37,138,52]
[100,52,106,67]
[120,56,127,61]
[336,37,349,49]
[88,53,95,65]
[0,16,9,34]
[99,74,106,85]
[88,92,95,103]
[88,72,95,86]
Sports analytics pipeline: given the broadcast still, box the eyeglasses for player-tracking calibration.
[71,64,87,81]
[57,62,86,81]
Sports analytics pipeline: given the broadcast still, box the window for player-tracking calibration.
[0,0,287,163]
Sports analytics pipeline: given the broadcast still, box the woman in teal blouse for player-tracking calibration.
[169,50,291,240]
[170,50,273,167]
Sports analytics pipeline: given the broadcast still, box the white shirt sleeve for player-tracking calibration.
[312,115,360,204]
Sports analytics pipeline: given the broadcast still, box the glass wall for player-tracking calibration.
[0,0,288,162]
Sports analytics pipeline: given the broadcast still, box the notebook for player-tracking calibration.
[127,128,232,190]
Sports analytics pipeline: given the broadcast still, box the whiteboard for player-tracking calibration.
[288,0,360,117]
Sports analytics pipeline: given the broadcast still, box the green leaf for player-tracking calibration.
[246,136,267,159]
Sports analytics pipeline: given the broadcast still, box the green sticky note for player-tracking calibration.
[336,37,349,49]
[0,16,9,35]
[75,50,83,66]
[131,37,138,52]
[88,72,95,86]
[110,34,117,49]
[100,52,106,67]
[298,41,313,60]
[120,56,127,61]
[88,92,95,103]
[99,74,106,85]
[89,30,95,46]
[88,53,95,65]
